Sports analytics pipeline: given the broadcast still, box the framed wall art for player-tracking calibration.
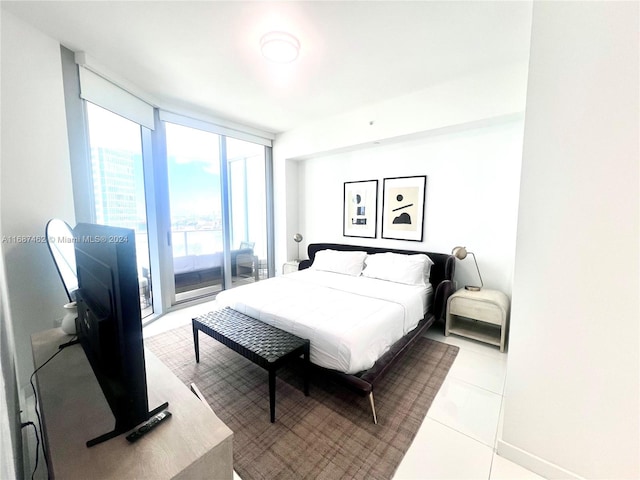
[343,180,378,238]
[381,175,427,241]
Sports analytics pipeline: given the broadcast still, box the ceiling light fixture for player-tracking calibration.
[260,31,300,63]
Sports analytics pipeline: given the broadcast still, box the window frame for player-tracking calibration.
[62,47,275,320]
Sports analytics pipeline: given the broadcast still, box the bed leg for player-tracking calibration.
[368,392,378,425]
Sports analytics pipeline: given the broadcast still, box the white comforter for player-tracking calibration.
[215,269,432,374]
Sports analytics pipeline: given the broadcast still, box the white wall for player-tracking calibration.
[274,61,530,271]
[499,2,639,478]
[0,142,20,480]
[297,119,524,295]
[1,11,75,389]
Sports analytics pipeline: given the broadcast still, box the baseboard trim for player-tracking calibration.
[496,439,584,480]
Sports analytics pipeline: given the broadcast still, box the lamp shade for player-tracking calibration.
[451,246,468,260]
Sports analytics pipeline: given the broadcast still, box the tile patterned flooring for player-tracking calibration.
[144,304,544,480]
[393,327,543,479]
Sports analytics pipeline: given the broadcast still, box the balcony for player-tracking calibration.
[136,229,267,307]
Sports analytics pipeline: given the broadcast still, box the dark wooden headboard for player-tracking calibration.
[298,243,456,321]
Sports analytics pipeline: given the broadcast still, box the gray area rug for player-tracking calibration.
[145,323,459,480]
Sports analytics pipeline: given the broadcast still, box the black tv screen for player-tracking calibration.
[74,223,166,447]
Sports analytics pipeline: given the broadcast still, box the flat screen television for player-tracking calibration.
[73,222,167,447]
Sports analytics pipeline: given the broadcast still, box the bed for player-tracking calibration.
[215,242,456,423]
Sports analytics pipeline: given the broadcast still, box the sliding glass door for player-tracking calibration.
[227,137,268,285]
[165,123,224,301]
[165,122,269,303]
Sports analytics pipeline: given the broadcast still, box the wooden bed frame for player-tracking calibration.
[298,243,456,424]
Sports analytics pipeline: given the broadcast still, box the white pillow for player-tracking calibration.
[362,252,434,285]
[311,249,368,276]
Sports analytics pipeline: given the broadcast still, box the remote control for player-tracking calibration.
[126,410,172,443]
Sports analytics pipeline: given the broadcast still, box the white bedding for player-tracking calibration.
[215,269,433,374]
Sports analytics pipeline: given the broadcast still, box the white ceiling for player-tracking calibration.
[2,1,532,134]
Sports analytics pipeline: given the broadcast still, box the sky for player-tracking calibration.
[165,122,221,219]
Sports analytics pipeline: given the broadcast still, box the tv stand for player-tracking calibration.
[31,328,233,479]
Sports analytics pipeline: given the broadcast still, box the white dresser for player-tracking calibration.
[31,328,234,479]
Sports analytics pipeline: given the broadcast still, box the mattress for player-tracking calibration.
[215,269,432,374]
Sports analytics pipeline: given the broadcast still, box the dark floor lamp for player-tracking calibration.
[451,246,483,291]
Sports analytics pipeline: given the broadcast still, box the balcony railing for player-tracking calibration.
[171,229,223,257]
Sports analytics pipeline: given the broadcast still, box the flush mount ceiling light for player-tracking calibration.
[260,31,300,63]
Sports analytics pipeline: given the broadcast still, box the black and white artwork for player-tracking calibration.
[382,176,426,241]
[343,180,378,238]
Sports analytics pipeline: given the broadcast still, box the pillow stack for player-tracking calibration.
[311,249,434,285]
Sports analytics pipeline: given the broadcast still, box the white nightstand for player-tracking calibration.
[446,288,510,352]
[282,260,300,274]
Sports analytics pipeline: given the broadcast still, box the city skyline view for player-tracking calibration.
[87,104,268,263]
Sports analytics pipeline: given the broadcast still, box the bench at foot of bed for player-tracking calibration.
[192,307,310,423]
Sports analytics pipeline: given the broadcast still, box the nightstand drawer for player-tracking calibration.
[449,296,503,326]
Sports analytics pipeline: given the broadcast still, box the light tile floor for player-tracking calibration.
[144,304,544,480]
[143,299,218,338]
[393,327,544,480]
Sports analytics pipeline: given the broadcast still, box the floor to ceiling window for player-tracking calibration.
[164,121,270,304]
[62,48,274,318]
[227,137,269,285]
[85,102,154,317]
[165,122,224,301]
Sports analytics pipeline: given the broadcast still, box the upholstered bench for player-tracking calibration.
[192,307,310,422]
